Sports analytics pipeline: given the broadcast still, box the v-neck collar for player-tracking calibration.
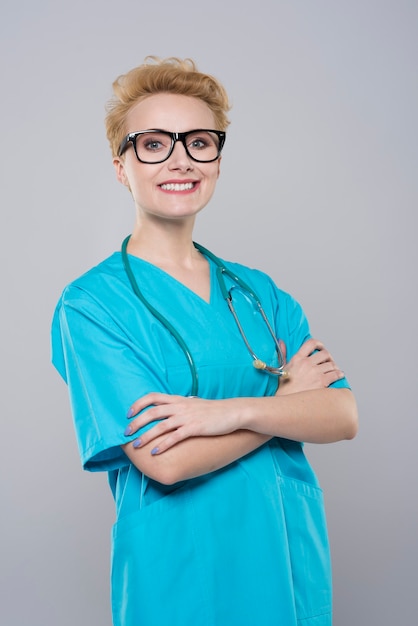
[120,251,218,307]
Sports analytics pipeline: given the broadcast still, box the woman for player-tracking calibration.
[51,57,358,626]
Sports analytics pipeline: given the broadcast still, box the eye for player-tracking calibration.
[189,138,207,150]
[187,132,216,151]
[137,133,170,152]
[145,140,163,151]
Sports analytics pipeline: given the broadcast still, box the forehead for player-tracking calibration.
[126,93,216,132]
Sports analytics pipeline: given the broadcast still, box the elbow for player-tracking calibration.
[151,466,184,486]
[342,391,359,440]
[122,444,185,485]
[141,458,186,486]
[344,419,358,441]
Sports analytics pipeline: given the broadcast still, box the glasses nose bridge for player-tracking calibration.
[169,131,192,161]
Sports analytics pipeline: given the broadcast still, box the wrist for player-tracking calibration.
[236,396,266,432]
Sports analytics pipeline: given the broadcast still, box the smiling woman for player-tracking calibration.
[113,92,223,225]
[51,56,357,626]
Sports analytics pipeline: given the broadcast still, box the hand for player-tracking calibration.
[276,338,344,396]
[125,393,243,454]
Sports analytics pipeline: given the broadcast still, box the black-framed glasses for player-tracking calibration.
[117,129,226,164]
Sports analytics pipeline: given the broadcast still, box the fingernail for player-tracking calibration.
[127,408,134,418]
[151,447,159,455]
[124,426,132,436]
[133,438,142,448]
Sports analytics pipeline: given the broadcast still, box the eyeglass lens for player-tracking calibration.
[135,130,221,163]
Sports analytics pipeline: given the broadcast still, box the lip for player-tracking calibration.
[158,179,200,194]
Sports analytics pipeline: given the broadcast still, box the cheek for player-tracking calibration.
[204,164,221,185]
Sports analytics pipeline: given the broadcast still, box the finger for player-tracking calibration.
[309,348,332,366]
[127,392,181,418]
[125,408,170,435]
[150,428,191,455]
[130,416,182,447]
[315,359,343,376]
[126,402,183,436]
[279,339,287,364]
[126,392,163,417]
[314,355,343,375]
[322,369,345,387]
[296,338,325,358]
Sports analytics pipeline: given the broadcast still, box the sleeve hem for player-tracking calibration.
[81,439,131,473]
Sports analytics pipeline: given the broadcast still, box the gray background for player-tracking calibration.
[1,1,417,624]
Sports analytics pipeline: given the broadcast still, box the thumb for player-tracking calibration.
[279,339,287,364]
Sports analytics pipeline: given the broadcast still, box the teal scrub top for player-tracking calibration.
[51,250,350,626]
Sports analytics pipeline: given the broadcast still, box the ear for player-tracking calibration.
[113,157,130,187]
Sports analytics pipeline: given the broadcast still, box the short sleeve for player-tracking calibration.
[51,285,172,472]
[274,284,351,390]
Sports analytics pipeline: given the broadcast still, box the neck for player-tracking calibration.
[127,217,201,269]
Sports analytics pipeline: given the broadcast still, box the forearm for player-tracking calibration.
[122,387,357,484]
[242,387,358,443]
[122,429,271,485]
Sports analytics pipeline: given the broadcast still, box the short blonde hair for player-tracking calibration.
[105,56,231,157]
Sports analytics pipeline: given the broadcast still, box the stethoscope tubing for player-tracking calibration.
[121,235,287,396]
[194,243,286,376]
[121,235,199,395]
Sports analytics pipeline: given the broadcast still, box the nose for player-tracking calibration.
[167,138,193,171]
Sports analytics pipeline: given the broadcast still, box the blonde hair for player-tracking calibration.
[105,56,231,157]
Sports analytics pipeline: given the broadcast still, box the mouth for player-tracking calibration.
[159,181,199,193]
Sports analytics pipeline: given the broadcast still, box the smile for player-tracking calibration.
[160,182,196,192]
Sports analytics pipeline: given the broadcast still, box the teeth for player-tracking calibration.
[160,182,194,191]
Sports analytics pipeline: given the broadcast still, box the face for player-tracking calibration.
[113,93,222,223]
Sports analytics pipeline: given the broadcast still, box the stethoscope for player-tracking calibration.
[121,235,288,396]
